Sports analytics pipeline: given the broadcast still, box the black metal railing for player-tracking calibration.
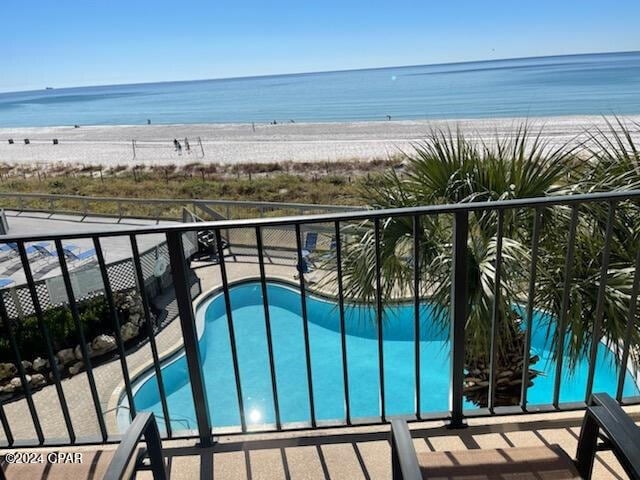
[0,189,639,447]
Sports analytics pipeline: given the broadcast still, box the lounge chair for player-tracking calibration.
[0,412,167,480]
[303,232,318,252]
[0,242,49,258]
[32,243,58,263]
[63,246,96,264]
[390,392,640,480]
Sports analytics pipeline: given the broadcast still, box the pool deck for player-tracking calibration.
[1,249,638,478]
[0,210,170,284]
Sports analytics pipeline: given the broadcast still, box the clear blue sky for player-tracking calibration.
[2,0,639,92]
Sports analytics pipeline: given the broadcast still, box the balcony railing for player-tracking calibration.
[0,189,639,447]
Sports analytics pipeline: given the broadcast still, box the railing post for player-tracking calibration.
[166,231,212,446]
[449,211,468,428]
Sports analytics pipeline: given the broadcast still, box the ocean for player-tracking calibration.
[1,51,639,128]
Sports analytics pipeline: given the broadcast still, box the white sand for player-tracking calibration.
[0,115,638,167]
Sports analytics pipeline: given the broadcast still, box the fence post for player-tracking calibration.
[166,231,212,446]
[449,211,468,428]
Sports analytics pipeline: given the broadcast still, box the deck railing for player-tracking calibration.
[0,192,356,223]
[0,189,639,447]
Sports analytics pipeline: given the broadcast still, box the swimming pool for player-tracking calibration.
[122,281,640,433]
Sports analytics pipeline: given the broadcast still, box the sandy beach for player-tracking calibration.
[0,115,638,167]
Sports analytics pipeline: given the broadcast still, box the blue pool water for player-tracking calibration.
[126,282,639,433]
[2,52,640,127]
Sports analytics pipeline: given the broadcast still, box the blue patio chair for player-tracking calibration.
[63,246,96,264]
[303,232,318,252]
[32,243,58,263]
[0,278,14,288]
[1,242,50,258]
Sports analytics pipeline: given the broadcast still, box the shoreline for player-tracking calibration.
[0,115,638,167]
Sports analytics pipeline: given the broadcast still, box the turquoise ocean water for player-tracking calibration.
[1,51,640,128]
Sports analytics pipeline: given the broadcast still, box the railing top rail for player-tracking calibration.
[1,189,639,243]
[0,192,357,211]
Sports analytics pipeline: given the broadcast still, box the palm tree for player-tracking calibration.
[325,124,580,407]
[535,118,640,377]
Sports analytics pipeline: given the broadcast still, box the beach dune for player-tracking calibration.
[0,115,638,167]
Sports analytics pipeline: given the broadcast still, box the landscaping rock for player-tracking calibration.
[69,361,84,376]
[0,363,16,381]
[57,348,76,366]
[33,357,49,372]
[9,377,22,389]
[30,374,46,387]
[21,360,32,372]
[0,383,15,394]
[74,344,93,360]
[128,313,142,326]
[91,334,117,355]
[121,322,139,342]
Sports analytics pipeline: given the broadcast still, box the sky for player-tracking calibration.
[1,0,639,92]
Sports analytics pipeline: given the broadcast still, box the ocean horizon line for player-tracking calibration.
[1,48,638,96]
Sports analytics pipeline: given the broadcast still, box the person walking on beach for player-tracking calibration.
[173,138,179,151]
[184,137,191,154]
[176,140,182,155]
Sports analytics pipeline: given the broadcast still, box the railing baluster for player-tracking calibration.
[449,211,468,428]
[488,210,505,413]
[334,221,351,424]
[255,226,281,429]
[553,206,580,408]
[93,237,136,419]
[413,215,421,419]
[520,208,542,410]
[0,294,44,444]
[165,231,212,446]
[54,239,108,442]
[616,234,640,402]
[130,235,172,437]
[214,229,246,432]
[294,224,317,428]
[585,202,616,403]
[373,218,386,421]
[17,241,76,443]
[0,404,13,446]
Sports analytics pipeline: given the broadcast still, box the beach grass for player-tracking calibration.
[0,158,401,215]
